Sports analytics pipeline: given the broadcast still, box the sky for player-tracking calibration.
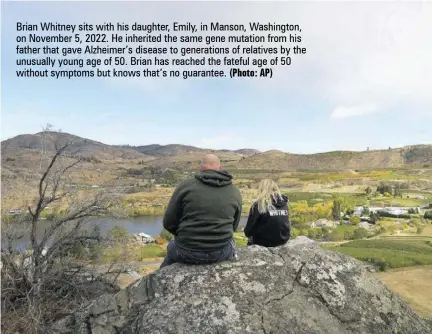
[1,0,432,154]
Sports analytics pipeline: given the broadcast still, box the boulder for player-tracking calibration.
[48,236,431,333]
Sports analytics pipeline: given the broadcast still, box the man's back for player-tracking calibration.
[163,169,242,251]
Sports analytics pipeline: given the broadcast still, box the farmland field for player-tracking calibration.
[375,266,432,318]
[323,239,432,270]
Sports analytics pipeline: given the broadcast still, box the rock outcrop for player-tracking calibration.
[49,237,431,334]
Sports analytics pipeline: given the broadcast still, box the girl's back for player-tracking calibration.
[244,179,291,247]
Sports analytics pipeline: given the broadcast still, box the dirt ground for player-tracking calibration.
[116,260,163,289]
[375,266,432,318]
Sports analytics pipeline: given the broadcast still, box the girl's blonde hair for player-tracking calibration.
[255,179,283,214]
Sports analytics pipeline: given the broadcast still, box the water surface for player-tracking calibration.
[2,216,247,251]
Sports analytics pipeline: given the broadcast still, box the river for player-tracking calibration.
[2,216,248,251]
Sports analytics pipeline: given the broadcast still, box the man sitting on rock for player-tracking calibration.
[160,154,242,268]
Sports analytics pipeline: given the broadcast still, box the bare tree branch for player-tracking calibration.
[2,125,125,334]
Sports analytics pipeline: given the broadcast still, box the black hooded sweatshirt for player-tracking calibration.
[163,170,242,251]
[244,194,291,247]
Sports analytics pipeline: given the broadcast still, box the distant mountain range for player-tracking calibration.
[1,132,431,173]
[116,144,260,157]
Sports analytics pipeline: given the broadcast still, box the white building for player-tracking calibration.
[353,207,364,216]
[315,219,338,228]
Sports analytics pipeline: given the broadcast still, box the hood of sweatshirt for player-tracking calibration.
[195,170,233,187]
[272,194,289,208]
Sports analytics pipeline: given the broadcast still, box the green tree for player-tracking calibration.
[107,225,128,241]
[369,212,379,224]
[344,231,354,240]
[328,229,345,241]
[321,227,330,239]
[307,229,318,239]
[349,216,361,225]
[363,206,370,216]
[377,183,392,195]
[365,186,372,195]
[291,227,300,238]
[394,184,402,197]
[332,197,342,221]
[353,228,369,239]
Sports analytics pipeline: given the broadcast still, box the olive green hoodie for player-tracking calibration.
[163,170,242,251]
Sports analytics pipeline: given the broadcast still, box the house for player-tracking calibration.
[315,219,338,228]
[385,207,408,215]
[134,233,156,244]
[353,207,363,216]
[8,209,22,215]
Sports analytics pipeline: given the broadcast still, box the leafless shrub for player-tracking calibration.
[1,126,127,334]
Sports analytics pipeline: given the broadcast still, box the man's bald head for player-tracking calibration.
[200,154,221,171]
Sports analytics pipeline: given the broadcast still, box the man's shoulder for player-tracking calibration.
[176,177,197,189]
[233,184,242,195]
[228,184,242,203]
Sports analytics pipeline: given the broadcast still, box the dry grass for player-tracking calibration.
[377,224,432,239]
[320,241,351,247]
[116,263,162,288]
[300,183,363,193]
[102,242,167,263]
[375,266,432,318]
[420,225,432,237]
[137,264,161,276]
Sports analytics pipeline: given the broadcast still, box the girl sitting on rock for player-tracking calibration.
[244,179,291,247]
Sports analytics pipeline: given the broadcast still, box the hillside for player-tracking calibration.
[1,132,155,201]
[237,145,432,171]
[1,132,151,161]
[232,148,260,156]
[1,131,432,211]
[1,132,431,191]
[130,144,205,156]
[122,144,260,158]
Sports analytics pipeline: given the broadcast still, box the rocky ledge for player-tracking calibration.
[49,236,431,334]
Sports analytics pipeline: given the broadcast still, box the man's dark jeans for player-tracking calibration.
[160,239,236,268]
